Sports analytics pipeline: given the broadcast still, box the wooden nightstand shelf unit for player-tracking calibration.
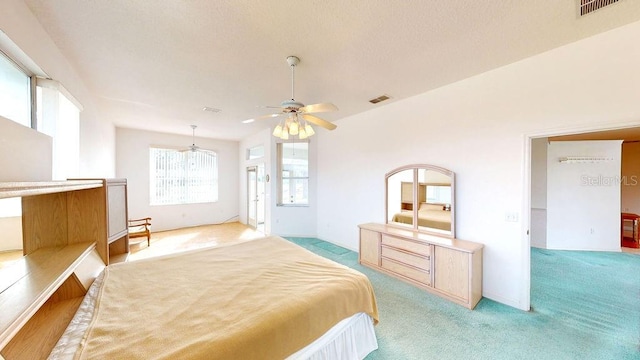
[0,179,127,359]
[359,223,483,309]
[69,178,130,265]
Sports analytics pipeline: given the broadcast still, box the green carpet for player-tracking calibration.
[285,237,640,360]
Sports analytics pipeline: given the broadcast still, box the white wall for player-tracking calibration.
[0,116,52,182]
[116,127,239,232]
[315,20,640,310]
[79,114,116,177]
[621,142,640,214]
[0,0,115,178]
[0,215,22,251]
[530,138,548,248]
[547,141,622,251]
[238,128,272,233]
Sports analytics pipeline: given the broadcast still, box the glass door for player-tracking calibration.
[247,166,258,229]
[257,164,266,233]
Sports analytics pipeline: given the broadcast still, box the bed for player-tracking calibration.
[392,203,451,231]
[47,236,379,360]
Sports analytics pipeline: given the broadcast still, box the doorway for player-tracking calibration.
[524,124,640,309]
[530,127,640,253]
[247,165,266,232]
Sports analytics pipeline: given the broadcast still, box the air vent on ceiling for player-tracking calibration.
[579,0,620,16]
[202,106,221,113]
[369,94,391,104]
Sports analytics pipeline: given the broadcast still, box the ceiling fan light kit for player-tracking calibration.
[273,114,315,140]
[251,55,338,140]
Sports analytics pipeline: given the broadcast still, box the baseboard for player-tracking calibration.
[482,291,528,311]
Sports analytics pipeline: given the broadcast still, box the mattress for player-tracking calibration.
[49,237,378,360]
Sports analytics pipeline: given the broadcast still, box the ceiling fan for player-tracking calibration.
[180,125,215,155]
[245,55,338,139]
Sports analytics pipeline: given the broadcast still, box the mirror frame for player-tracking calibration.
[385,164,455,238]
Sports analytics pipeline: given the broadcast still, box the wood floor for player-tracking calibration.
[621,245,640,254]
[0,250,22,269]
[127,222,265,261]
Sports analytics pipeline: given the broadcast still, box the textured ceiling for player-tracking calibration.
[23,0,640,140]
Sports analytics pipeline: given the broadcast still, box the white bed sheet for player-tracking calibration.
[287,312,378,360]
[48,271,105,360]
[48,271,378,360]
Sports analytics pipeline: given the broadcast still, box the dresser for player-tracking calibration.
[359,223,483,309]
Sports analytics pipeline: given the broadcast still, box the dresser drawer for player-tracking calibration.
[381,234,431,255]
[381,258,431,285]
[381,246,430,271]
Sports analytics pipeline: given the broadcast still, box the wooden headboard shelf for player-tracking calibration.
[0,181,103,199]
[0,180,128,359]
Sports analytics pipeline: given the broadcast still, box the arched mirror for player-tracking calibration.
[386,164,455,238]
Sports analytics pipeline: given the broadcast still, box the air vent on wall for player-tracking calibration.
[369,95,391,104]
[580,0,620,16]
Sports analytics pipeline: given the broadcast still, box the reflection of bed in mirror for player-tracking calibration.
[392,202,451,231]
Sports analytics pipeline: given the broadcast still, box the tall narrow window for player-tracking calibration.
[277,142,309,205]
[150,148,218,205]
[0,51,31,127]
[36,79,81,180]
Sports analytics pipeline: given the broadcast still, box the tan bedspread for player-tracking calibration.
[392,209,451,231]
[75,236,378,360]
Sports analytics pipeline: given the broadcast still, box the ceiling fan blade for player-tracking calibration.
[302,114,337,131]
[299,102,338,114]
[199,149,217,156]
[178,145,197,152]
[242,113,283,123]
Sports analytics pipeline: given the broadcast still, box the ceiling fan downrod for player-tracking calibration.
[287,56,300,101]
[190,124,197,147]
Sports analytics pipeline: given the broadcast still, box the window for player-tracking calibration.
[3,36,82,180]
[247,145,264,160]
[277,142,309,205]
[150,148,218,205]
[0,51,31,127]
[426,185,452,204]
[36,80,81,180]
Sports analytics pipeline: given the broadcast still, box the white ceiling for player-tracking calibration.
[23,0,640,140]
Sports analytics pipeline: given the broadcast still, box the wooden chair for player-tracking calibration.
[128,217,152,247]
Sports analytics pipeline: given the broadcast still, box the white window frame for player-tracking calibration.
[0,50,34,128]
[246,144,265,160]
[277,141,309,206]
[0,31,48,129]
[149,147,219,206]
